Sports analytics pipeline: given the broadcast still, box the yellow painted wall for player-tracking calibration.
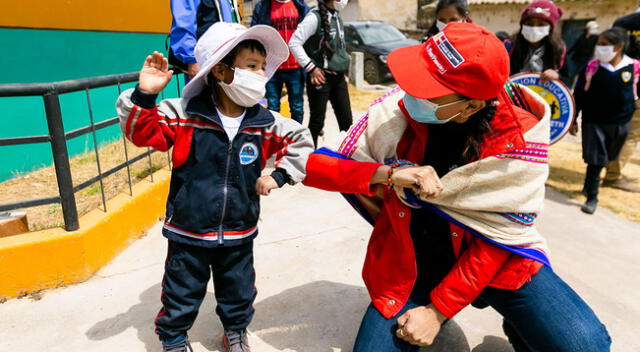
[0,169,171,298]
[0,0,172,33]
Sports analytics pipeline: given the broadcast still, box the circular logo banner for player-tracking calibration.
[509,73,575,145]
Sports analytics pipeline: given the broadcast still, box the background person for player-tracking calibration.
[289,0,352,147]
[564,20,599,87]
[251,0,310,124]
[422,0,471,41]
[600,11,640,192]
[168,0,243,81]
[574,27,639,214]
[509,0,567,84]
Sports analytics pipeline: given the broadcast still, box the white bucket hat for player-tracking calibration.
[182,22,289,99]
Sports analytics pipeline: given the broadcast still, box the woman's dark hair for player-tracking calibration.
[318,0,335,57]
[461,99,497,162]
[425,0,469,38]
[219,39,266,67]
[509,24,565,75]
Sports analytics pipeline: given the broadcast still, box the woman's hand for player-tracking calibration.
[310,68,326,86]
[256,175,279,196]
[139,51,174,94]
[395,304,448,346]
[392,166,444,199]
[540,69,559,84]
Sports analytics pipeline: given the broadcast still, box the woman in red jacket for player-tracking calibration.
[304,23,610,352]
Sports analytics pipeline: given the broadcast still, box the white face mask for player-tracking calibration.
[436,20,463,31]
[595,45,618,63]
[333,0,348,11]
[588,26,599,35]
[218,67,268,107]
[521,25,551,43]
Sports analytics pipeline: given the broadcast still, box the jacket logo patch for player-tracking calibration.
[239,142,259,165]
[622,71,632,83]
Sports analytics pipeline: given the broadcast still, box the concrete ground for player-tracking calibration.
[2,109,639,352]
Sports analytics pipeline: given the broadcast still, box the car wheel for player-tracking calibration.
[364,59,380,84]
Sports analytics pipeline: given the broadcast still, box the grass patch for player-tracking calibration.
[131,163,164,180]
[83,183,102,196]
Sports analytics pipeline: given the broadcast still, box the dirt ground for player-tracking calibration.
[547,140,640,222]
[0,140,170,231]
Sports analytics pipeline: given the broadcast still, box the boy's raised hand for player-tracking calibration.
[139,51,174,94]
[256,176,279,196]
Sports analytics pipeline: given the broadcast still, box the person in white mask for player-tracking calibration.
[573,27,640,214]
[565,20,599,87]
[115,22,314,352]
[422,0,471,41]
[509,0,567,84]
[289,0,353,147]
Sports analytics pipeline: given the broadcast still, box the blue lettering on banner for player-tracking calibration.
[509,73,575,145]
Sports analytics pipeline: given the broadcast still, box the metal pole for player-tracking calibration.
[85,88,108,212]
[43,93,79,231]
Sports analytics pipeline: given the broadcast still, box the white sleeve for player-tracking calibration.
[289,11,319,72]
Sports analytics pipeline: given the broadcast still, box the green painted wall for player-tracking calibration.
[0,28,181,182]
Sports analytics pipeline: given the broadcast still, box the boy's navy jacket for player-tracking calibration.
[116,86,314,248]
[250,0,310,27]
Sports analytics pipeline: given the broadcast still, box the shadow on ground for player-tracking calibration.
[85,280,513,352]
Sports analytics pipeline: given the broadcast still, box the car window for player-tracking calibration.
[356,24,406,45]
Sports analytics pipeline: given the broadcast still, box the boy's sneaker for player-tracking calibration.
[222,329,251,352]
[162,337,193,352]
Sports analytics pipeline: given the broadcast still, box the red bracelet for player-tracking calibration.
[385,165,397,190]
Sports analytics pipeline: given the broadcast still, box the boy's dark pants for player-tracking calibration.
[155,240,257,341]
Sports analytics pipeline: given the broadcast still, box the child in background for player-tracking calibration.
[251,0,310,124]
[509,0,567,83]
[289,0,352,147]
[574,27,638,214]
[423,0,471,41]
[116,22,314,352]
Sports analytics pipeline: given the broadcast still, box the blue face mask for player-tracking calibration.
[402,94,466,124]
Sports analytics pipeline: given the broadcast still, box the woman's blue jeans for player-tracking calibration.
[353,266,611,352]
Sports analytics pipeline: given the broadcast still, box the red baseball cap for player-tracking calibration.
[387,22,509,101]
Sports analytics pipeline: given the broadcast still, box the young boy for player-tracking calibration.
[116,22,314,352]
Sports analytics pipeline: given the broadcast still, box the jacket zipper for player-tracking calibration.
[187,107,272,245]
[218,141,234,245]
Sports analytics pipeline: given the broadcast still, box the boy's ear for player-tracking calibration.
[211,63,226,82]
